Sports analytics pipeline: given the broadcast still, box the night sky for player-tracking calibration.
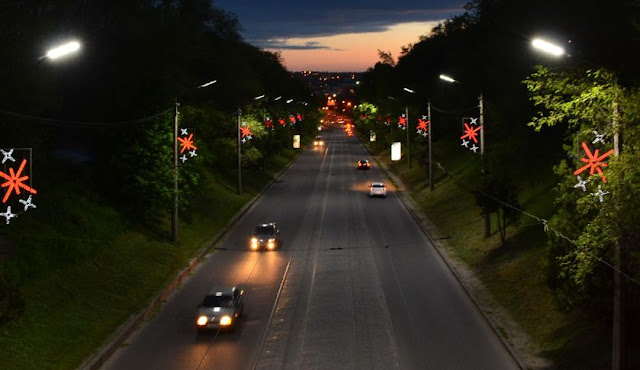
[213,0,465,71]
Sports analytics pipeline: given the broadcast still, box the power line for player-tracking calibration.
[431,160,640,287]
[0,107,173,127]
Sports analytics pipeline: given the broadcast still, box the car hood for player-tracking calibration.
[253,234,274,240]
[198,306,234,316]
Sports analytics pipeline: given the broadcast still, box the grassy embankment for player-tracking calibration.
[368,138,611,369]
[0,152,297,370]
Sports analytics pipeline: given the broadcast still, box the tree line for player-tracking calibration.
[356,0,640,364]
[0,0,317,324]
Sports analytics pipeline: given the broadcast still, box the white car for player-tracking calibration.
[369,182,387,198]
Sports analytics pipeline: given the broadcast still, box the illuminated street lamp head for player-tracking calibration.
[274,96,282,101]
[403,87,415,94]
[531,38,565,57]
[286,99,294,104]
[254,94,265,100]
[198,80,217,88]
[439,74,457,83]
[45,41,80,60]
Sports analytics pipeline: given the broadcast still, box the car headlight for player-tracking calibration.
[219,315,232,326]
[197,316,209,326]
[267,238,276,249]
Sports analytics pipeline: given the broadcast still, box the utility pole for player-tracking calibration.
[479,93,490,238]
[237,106,242,195]
[479,93,485,169]
[172,100,179,243]
[611,81,625,370]
[428,100,433,190]
[406,105,411,168]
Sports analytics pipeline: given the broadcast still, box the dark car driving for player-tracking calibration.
[250,222,280,251]
[196,286,244,332]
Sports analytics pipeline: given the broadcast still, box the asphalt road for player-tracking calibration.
[102,126,518,370]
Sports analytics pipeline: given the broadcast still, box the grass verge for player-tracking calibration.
[0,150,298,370]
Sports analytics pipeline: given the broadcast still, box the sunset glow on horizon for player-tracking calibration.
[268,21,442,72]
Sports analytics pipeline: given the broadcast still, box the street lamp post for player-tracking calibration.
[428,100,433,190]
[405,105,410,168]
[237,106,242,194]
[440,74,490,236]
[403,87,434,189]
[172,100,180,242]
[172,80,218,242]
[532,37,624,370]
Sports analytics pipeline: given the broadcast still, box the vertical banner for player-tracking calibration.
[391,142,402,161]
[293,135,301,149]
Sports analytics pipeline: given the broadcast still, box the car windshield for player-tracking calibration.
[202,295,234,308]
[372,184,384,188]
[253,225,274,235]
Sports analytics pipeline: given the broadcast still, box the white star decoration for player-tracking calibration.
[470,117,478,125]
[592,185,609,202]
[189,150,197,158]
[19,195,36,211]
[0,206,16,224]
[470,144,479,153]
[180,154,188,163]
[1,148,16,164]
[417,129,423,134]
[574,176,588,192]
[180,128,189,136]
[461,139,469,148]
[592,131,606,145]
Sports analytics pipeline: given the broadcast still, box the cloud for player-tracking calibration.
[259,39,337,50]
[214,1,465,44]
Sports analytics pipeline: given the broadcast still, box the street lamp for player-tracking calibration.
[440,73,489,237]
[389,91,412,168]
[439,74,485,168]
[40,40,81,61]
[531,37,625,370]
[236,94,266,195]
[531,38,565,57]
[197,80,217,88]
[438,74,457,83]
[403,87,433,189]
[172,80,218,242]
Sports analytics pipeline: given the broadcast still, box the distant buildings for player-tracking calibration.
[294,71,362,112]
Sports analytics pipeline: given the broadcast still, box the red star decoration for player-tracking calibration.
[177,133,198,153]
[398,115,406,127]
[574,142,614,182]
[297,113,303,121]
[265,117,274,129]
[278,118,286,127]
[460,123,482,143]
[417,118,429,132]
[289,115,296,123]
[240,124,252,138]
[1,159,37,203]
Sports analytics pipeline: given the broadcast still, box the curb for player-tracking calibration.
[358,135,526,370]
[80,151,302,370]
